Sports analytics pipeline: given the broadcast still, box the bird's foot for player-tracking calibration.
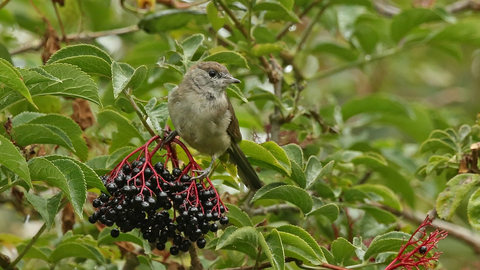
[191,168,211,180]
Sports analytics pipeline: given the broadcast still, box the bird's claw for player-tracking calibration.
[191,169,210,180]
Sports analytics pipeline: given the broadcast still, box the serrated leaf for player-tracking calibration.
[44,155,106,192]
[277,224,325,262]
[307,203,339,222]
[182,34,205,61]
[240,140,290,176]
[282,144,303,167]
[98,228,145,247]
[0,58,36,107]
[351,184,402,211]
[437,174,480,220]
[47,44,112,65]
[216,226,259,258]
[28,158,86,217]
[364,231,411,259]
[305,156,322,189]
[252,182,313,213]
[331,237,356,266]
[111,61,135,98]
[24,113,88,161]
[138,9,207,33]
[225,203,253,227]
[203,51,249,69]
[0,63,101,110]
[264,230,284,270]
[49,242,105,263]
[145,98,169,134]
[0,134,31,187]
[468,187,480,230]
[252,43,284,57]
[13,124,77,155]
[206,2,225,31]
[226,84,248,103]
[24,192,62,229]
[131,65,148,90]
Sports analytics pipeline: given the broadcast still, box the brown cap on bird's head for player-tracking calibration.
[190,61,230,75]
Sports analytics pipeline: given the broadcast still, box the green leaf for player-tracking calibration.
[354,24,378,53]
[216,226,259,258]
[278,231,320,265]
[206,2,225,31]
[427,19,480,46]
[307,203,339,223]
[261,141,291,175]
[240,140,290,176]
[226,84,248,103]
[28,157,86,217]
[138,9,207,33]
[13,124,78,155]
[106,146,138,169]
[252,43,284,57]
[98,228,145,247]
[341,95,413,121]
[16,244,50,261]
[254,1,300,23]
[351,184,402,211]
[145,98,169,134]
[49,242,105,264]
[24,113,88,161]
[289,161,306,188]
[0,43,12,63]
[0,134,31,187]
[313,43,358,61]
[265,230,285,270]
[391,8,452,43]
[181,34,205,61]
[282,144,303,167]
[331,237,356,266]
[437,174,480,220]
[360,205,397,224]
[0,63,101,110]
[252,182,313,213]
[364,231,410,259]
[131,65,148,90]
[47,44,112,65]
[44,155,106,192]
[0,58,36,108]
[225,203,253,227]
[419,138,457,154]
[468,187,480,230]
[305,156,322,189]
[277,224,325,262]
[203,51,249,69]
[97,108,144,152]
[111,61,135,98]
[24,192,62,229]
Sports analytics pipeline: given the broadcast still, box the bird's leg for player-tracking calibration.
[159,130,178,149]
[191,157,216,180]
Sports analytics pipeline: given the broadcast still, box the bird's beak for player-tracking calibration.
[225,75,241,84]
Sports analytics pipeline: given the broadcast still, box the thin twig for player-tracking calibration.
[9,223,47,269]
[10,25,139,55]
[214,0,250,41]
[269,57,284,142]
[276,0,323,40]
[125,88,157,137]
[52,1,68,45]
[293,5,329,53]
[0,0,12,10]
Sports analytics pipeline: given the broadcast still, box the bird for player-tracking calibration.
[165,61,262,190]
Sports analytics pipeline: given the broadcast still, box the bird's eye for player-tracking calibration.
[208,70,217,78]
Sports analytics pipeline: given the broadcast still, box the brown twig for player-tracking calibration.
[189,245,203,270]
[10,25,139,55]
[276,0,323,40]
[269,56,284,142]
[293,5,329,53]
[214,0,250,42]
[52,0,68,45]
[0,0,12,10]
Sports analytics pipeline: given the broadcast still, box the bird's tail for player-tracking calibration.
[227,143,263,191]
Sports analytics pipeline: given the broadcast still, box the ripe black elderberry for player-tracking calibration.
[88,143,230,256]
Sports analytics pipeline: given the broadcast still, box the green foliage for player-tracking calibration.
[1,0,480,269]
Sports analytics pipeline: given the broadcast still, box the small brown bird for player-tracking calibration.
[166,61,262,190]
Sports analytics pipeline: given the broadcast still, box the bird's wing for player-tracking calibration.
[226,95,242,143]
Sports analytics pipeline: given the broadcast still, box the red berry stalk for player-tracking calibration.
[89,133,229,255]
[385,216,447,270]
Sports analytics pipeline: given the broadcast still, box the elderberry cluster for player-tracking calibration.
[89,157,228,255]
